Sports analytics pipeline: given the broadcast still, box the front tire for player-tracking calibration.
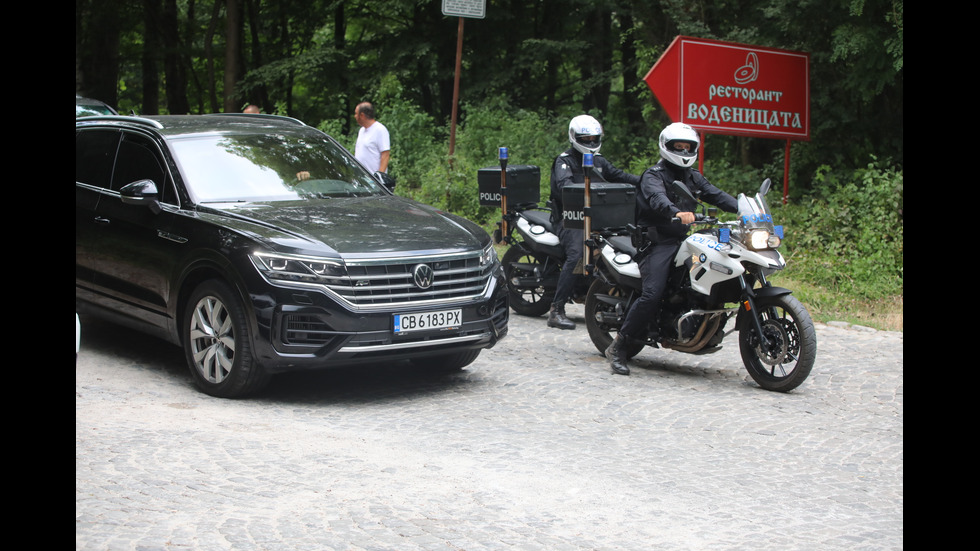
[502,244,556,317]
[738,293,816,392]
[183,280,269,398]
[584,278,644,358]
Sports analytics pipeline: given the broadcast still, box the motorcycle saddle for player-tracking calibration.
[607,235,637,258]
[520,210,557,234]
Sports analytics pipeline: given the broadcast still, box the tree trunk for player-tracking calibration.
[244,0,268,111]
[204,0,221,113]
[618,12,644,136]
[141,0,161,114]
[77,0,122,107]
[162,0,189,113]
[223,0,242,112]
[334,2,348,133]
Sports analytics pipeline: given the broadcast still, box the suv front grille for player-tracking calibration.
[325,253,494,307]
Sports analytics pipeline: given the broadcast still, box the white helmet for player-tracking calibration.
[659,122,700,168]
[568,115,603,155]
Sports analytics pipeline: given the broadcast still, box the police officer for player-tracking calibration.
[548,115,641,330]
[606,123,738,374]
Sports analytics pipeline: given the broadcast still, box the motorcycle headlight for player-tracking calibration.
[746,229,781,251]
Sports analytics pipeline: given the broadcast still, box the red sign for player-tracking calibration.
[645,36,810,140]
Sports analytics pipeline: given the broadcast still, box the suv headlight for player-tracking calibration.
[480,243,498,267]
[250,251,347,284]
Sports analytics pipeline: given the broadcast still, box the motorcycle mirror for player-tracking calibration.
[671,180,697,204]
[759,178,772,197]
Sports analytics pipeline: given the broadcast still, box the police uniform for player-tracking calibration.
[618,160,738,340]
[550,149,641,312]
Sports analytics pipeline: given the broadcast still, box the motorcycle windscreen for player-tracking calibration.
[737,192,776,233]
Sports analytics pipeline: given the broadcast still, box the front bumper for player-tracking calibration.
[248,274,509,373]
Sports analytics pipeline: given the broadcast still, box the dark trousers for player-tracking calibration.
[553,223,584,307]
[618,239,680,339]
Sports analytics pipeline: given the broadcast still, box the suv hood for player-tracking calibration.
[209,194,488,257]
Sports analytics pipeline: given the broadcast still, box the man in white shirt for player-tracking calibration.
[354,102,390,173]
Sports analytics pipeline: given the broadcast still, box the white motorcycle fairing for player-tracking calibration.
[515,216,560,247]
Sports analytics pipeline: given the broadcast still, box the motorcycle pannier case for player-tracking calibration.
[561,183,636,230]
[477,165,541,208]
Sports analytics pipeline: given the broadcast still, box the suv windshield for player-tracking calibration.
[170,132,384,203]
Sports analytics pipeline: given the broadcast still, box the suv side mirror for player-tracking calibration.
[120,179,162,214]
[374,171,396,193]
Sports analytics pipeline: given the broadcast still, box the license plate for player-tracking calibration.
[394,309,462,333]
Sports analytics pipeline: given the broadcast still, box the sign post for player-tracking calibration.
[442,0,486,159]
[644,36,809,203]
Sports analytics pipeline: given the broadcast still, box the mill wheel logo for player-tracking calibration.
[734,52,759,84]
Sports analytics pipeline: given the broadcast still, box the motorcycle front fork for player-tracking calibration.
[738,273,771,346]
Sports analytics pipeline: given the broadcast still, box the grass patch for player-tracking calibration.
[770,275,903,332]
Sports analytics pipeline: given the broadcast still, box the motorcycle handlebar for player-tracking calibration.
[670,213,717,225]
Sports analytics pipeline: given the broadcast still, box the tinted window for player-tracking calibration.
[76,129,121,190]
[113,132,168,194]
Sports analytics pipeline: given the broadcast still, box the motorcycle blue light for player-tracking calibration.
[774,225,784,239]
[718,228,730,243]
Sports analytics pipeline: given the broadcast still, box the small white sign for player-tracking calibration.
[442,0,486,19]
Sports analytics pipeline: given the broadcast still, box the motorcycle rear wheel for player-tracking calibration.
[738,293,816,392]
[585,279,645,358]
[502,244,556,317]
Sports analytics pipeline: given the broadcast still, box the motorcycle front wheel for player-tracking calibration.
[502,244,556,317]
[738,293,817,392]
[585,278,645,358]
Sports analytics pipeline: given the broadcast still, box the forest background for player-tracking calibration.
[75,0,904,330]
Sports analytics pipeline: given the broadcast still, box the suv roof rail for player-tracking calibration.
[76,115,164,129]
[203,113,308,127]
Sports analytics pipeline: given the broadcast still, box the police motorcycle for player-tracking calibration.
[583,178,816,392]
[484,148,579,317]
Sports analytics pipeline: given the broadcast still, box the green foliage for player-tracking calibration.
[772,157,903,300]
[397,97,567,225]
[702,157,769,197]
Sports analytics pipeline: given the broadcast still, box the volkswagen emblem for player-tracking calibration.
[413,264,434,289]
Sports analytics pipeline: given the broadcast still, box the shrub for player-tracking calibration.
[399,98,567,225]
[773,157,903,299]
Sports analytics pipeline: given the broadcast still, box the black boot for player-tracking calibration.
[547,303,576,330]
[605,334,631,375]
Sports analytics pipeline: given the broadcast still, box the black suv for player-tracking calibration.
[76,114,508,397]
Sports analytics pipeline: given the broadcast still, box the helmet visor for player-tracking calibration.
[666,140,697,157]
[575,134,601,149]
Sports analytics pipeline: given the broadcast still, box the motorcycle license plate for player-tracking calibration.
[394,309,462,333]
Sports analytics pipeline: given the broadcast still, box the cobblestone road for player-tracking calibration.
[76,303,903,550]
